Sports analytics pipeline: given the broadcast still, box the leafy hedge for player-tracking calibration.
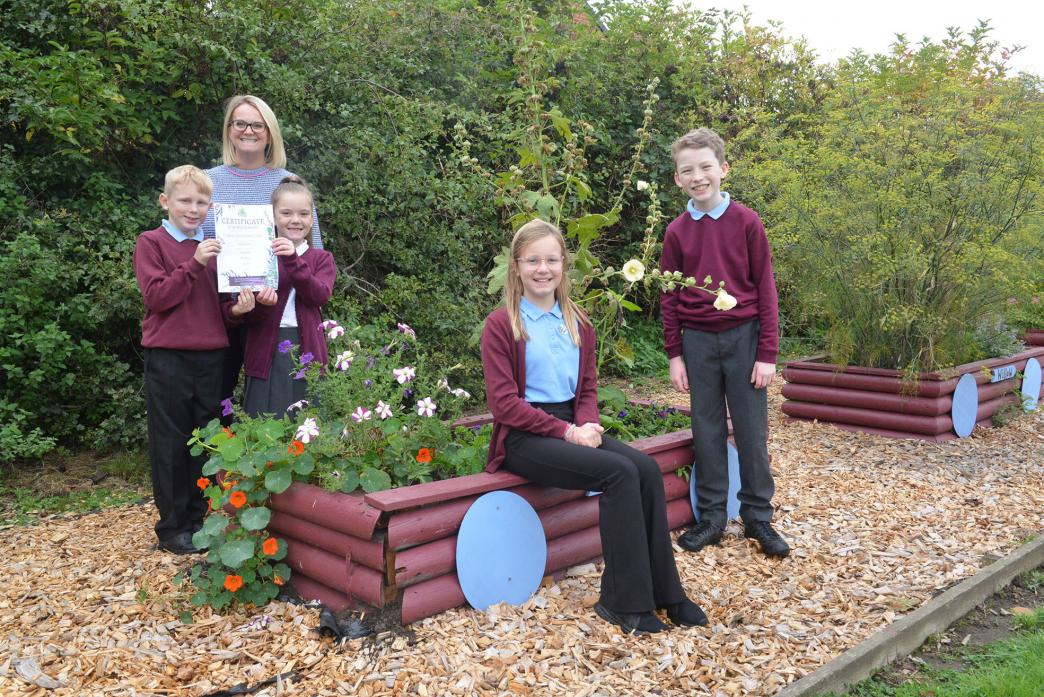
[1,0,1039,460]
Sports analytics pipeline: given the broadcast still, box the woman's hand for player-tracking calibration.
[255,287,278,306]
[272,237,296,256]
[229,288,256,316]
[567,422,604,448]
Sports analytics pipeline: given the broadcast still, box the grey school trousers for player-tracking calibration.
[682,320,774,527]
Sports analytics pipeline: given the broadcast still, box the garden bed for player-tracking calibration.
[781,347,1044,441]
[268,420,701,624]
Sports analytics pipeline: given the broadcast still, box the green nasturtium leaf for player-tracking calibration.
[359,467,392,493]
[239,506,271,531]
[218,539,254,568]
[264,469,292,494]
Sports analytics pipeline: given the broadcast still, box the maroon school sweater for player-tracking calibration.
[658,200,779,363]
[481,306,600,473]
[133,227,229,350]
[241,248,336,380]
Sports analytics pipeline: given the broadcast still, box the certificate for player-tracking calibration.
[213,203,278,293]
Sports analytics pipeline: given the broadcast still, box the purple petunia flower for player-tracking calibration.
[364,379,373,388]
[618,410,628,418]
[403,388,413,399]
[300,352,314,365]
[366,356,376,370]
[220,397,234,417]
[293,369,307,380]
[380,344,392,356]
[278,340,293,354]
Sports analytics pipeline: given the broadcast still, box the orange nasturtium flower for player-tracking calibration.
[415,447,433,464]
[229,491,247,508]
[273,575,285,586]
[223,427,235,438]
[196,477,210,491]
[287,440,305,456]
[262,537,279,556]
[221,478,236,491]
[224,574,244,592]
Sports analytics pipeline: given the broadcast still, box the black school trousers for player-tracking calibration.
[502,402,686,614]
[144,347,224,542]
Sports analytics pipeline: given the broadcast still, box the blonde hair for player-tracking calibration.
[671,127,726,166]
[162,165,212,197]
[220,95,287,169]
[505,219,590,346]
[271,174,314,209]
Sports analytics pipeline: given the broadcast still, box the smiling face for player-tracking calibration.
[160,182,210,234]
[674,146,730,212]
[515,233,564,310]
[274,190,313,245]
[228,103,269,166]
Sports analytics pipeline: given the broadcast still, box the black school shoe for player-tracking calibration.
[662,598,708,627]
[157,531,201,555]
[744,520,790,558]
[677,520,724,552]
[594,602,668,635]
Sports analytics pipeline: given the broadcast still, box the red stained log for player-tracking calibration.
[666,496,695,530]
[290,574,351,613]
[386,483,585,550]
[365,470,527,512]
[401,574,465,626]
[781,383,953,416]
[1023,330,1044,347]
[269,482,380,539]
[393,536,457,588]
[348,561,386,609]
[782,417,994,442]
[268,510,384,572]
[781,400,952,435]
[283,533,349,596]
[977,392,1021,421]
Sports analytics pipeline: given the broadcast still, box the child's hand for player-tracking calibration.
[255,287,278,306]
[193,239,222,266]
[751,361,776,389]
[669,356,689,393]
[272,237,296,256]
[229,288,255,316]
[567,422,604,448]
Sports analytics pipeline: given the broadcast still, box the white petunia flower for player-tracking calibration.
[397,322,417,340]
[286,399,309,413]
[451,388,471,400]
[375,401,393,419]
[393,366,416,384]
[351,406,372,423]
[416,397,437,417]
[327,324,345,339]
[335,350,354,371]
[295,417,320,443]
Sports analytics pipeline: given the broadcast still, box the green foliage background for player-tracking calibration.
[1,0,1040,460]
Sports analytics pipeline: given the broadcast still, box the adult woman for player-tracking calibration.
[200,95,323,410]
[481,219,707,635]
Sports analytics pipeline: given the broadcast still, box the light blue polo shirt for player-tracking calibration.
[162,219,204,242]
[521,297,580,404]
[686,191,731,220]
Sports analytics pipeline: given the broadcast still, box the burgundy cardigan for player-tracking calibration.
[242,248,336,380]
[481,306,600,473]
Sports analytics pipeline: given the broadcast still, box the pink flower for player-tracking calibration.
[397,322,417,340]
[327,324,345,339]
[351,407,372,423]
[319,319,340,330]
[416,397,437,417]
[393,366,416,384]
[375,401,393,419]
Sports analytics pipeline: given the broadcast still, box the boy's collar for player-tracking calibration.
[686,191,731,221]
[520,297,562,320]
[162,219,204,242]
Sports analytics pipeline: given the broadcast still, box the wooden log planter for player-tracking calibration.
[781,346,1044,441]
[267,420,702,623]
[1022,329,1044,347]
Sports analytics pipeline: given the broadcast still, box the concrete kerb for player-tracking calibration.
[777,533,1044,697]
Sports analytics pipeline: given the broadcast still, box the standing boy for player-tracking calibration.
[134,166,255,554]
[659,128,789,558]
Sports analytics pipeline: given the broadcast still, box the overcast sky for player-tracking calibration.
[689,1,1042,77]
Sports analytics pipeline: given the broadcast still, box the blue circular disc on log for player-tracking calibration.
[690,441,741,522]
[456,491,547,611]
[1022,358,1041,411]
[951,373,979,438]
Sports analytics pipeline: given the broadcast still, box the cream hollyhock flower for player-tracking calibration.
[713,288,737,311]
[621,259,645,282]
[636,180,649,191]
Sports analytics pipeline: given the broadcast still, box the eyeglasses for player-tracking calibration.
[517,256,564,269]
[229,119,268,133]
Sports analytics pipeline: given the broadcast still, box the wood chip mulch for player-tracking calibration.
[2,384,1042,696]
